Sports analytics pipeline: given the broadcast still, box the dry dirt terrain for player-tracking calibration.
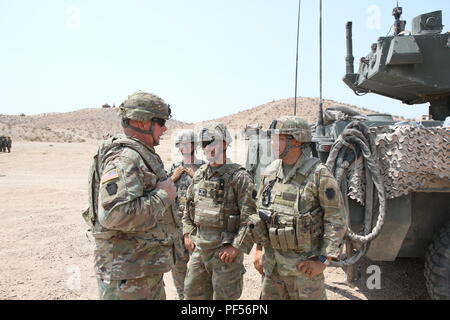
[0,138,429,300]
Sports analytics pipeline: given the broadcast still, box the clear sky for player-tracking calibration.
[1,0,449,122]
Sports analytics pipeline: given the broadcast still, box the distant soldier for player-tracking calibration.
[168,129,205,300]
[251,116,346,300]
[0,136,5,152]
[182,123,256,300]
[6,137,12,153]
[83,91,178,300]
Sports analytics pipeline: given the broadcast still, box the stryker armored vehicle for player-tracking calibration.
[312,7,450,300]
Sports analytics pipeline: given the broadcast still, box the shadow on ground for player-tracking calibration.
[328,257,430,300]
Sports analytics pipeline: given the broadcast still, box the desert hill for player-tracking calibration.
[0,97,405,142]
[196,97,406,129]
[0,108,188,143]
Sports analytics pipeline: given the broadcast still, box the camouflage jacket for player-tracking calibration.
[182,160,257,254]
[256,154,346,276]
[168,159,205,221]
[87,134,178,281]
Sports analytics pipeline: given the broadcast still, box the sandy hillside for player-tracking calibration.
[0,97,407,144]
[195,97,407,130]
[0,108,188,143]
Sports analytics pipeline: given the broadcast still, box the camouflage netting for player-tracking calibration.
[347,125,450,204]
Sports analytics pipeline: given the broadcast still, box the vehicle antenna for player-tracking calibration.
[318,0,325,133]
[294,0,302,115]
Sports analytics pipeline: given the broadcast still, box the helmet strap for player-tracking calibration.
[278,136,301,159]
[122,118,155,137]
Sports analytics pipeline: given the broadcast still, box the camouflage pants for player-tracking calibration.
[261,269,326,300]
[97,274,166,300]
[184,247,245,300]
[171,236,190,300]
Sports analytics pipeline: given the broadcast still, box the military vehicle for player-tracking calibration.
[243,4,449,300]
[312,6,450,300]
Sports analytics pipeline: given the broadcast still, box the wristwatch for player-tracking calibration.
[318,255,330,266]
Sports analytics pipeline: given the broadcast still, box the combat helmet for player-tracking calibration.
[118,91,171,135]
[118,91,171,122]
[269,116,312,142]
[269,116,312,158]
[199,123,233,147]
[175,129,198,147]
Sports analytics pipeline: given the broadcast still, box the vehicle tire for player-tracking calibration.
[424,222,450,300]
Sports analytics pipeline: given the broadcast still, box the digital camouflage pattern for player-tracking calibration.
[97,274,165,300]
[118,91,171,122]
[175,129,199,147]
[270,116,312,142]
[167,159,205,299]
[255,153,346,300]
[199,122,233,145]
[260,270,326,300]
[184,244,245,300]
[182,159,257,300]
[86,133,179,300]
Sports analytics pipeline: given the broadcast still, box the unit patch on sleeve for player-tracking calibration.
[106,182,118,196]
[325,188,336,200]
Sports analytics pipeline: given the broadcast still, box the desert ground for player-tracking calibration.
[0,137,430,300]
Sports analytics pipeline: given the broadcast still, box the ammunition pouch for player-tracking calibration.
[247,214,270,247]
[193,209,240,233]
[266,207,323,252]
[226,215,240,233]
[193,174,241,233]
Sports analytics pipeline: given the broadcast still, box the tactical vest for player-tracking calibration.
[259,158,323,253]
[193,163,244,233]
[173,161,204,214]
[82,134,178,238]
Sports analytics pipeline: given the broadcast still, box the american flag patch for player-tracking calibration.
[101,169,119,184]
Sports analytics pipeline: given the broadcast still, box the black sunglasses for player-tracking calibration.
[201,138,216,149]
[152,118,166,127]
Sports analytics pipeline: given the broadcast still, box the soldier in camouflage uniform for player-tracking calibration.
[0,136,5,152]
[83,91,179,300]
[250,116,346,300]
[6,137,11,153]
[182,123,256,300]
[168,129,205,300]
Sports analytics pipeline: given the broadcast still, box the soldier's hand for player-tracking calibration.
[184,234,196,252]
[219,245,240,263]
[253,247,264,276]
[171,166,185,182]
[156,179,177,201]
[185,167,195,178]
[297,260,327,278]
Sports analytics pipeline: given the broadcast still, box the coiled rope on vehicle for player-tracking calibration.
[326,120,387,244]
